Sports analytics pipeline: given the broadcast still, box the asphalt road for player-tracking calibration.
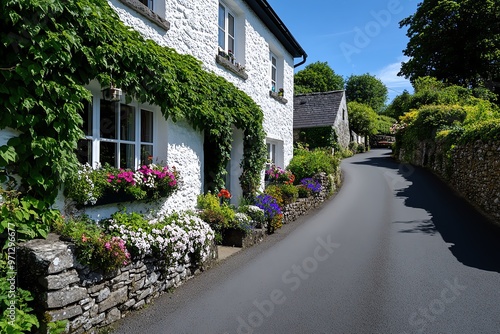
[113,149,500,334]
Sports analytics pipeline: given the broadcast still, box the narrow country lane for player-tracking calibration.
[113,149,500,334]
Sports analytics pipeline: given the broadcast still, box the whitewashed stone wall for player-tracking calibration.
[109,0,296,166]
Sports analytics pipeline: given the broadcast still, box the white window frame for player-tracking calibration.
[139,0,154,11]
[265,139,284,169]
[218,3,236,56]
[270,52,278,92]
[269,49,284,93]
[267,142,276,164]
[77,93,156,170]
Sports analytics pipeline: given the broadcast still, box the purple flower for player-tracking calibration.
[300,178,322,193]
[255,194,282,220]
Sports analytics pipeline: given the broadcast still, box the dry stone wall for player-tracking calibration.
[282,172,337,224]
[17,234,217,333]
[400,140,500,224]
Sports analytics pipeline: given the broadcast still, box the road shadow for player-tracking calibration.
[351,152,500,273]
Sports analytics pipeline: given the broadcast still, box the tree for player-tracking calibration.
[294,61,344,94]
[347,102,378,139]
[345,74,388,113]
[375,115,396,135]
[399,0,500,90]
[384,90,413,120]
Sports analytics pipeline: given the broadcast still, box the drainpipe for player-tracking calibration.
[294,53,308,68]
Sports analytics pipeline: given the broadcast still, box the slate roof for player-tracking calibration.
[293,91,345,129]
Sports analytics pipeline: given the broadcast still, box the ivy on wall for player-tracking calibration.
[0,0,267,212]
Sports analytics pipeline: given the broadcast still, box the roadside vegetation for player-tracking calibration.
[389,77,500,161]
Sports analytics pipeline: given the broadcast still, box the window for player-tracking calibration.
[218,3,235,54]
[139,0,153,10]
[270,52,277,92]
[269,49,284,94]
[76,100,93,164]
[267,143,276,164]
[77,97,155,169]
[266,139,284,168]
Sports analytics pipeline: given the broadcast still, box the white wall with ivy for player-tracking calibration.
[108,0,295,168]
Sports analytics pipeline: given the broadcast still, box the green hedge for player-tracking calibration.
[287,148,339,182]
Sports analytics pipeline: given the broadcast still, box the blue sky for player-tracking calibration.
[266,0,419,102]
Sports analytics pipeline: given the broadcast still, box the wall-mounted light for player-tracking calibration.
[101,85,122,102]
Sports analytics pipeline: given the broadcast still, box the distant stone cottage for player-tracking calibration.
[293,90,350,149]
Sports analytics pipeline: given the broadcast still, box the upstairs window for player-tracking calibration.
[270,52,278,92]
[139,0,153,11]
[218,3,235,55]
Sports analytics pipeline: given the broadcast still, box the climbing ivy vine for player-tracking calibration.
[0,0,267,211]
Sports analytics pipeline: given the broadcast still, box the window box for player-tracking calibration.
[216,54,248,80]
[118,0,170,31]
[269,91,288,104]
[91,191,137,207]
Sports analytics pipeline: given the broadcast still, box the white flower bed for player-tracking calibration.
[107,212,214,272]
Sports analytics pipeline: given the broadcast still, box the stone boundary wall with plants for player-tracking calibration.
[282,172,336,224]
[17,234,218,333]
[399,140,500,224]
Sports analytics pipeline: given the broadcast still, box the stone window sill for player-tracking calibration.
[269,91,288,104]
[216,55,248,80]
[118,0,170,31]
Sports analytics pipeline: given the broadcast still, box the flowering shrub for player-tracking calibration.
[51,218,130,272]
[234,212,254,233]
[64,163,109,205]
[106,212,214,272]
[254,194,282,221]
[271,213,283,230]
[238,205,265,227]
[65,163,180,205]
[106,211,214,268]
[266,165,294,184]
[287,148,338,182]
[197,193,235,226]
[390,121,407,134]
[300,178,322,194]
[263,185,284,207]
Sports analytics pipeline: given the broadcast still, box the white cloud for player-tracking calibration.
[376,58,413,101]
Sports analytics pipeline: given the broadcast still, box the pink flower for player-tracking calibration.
[104,242,111,250]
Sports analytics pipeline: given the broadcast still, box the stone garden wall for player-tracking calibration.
[282,172,337,224]
[400,140,500,225]
[17,234,217,333]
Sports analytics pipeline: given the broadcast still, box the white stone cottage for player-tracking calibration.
[49,0,306,218]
